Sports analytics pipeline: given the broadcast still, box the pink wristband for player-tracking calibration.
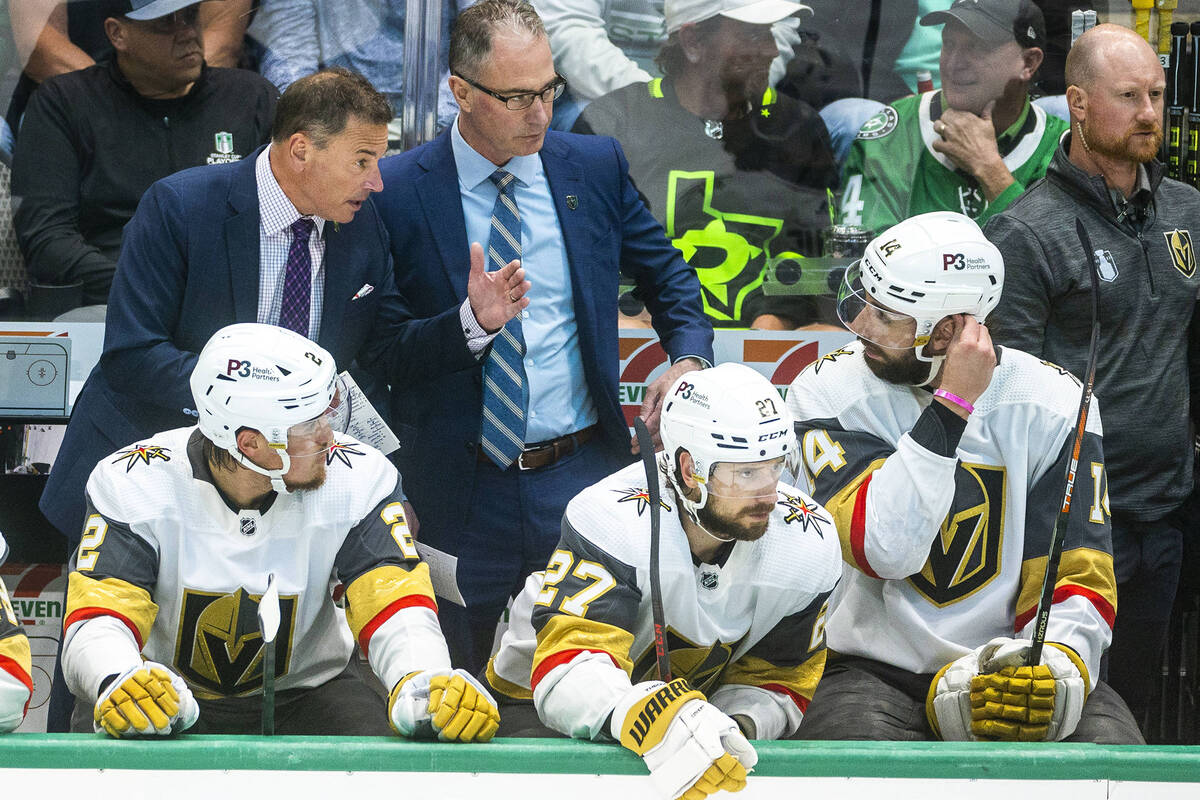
[933,389,974,415]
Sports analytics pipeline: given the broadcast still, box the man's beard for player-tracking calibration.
[283,463,327,492]
[718,62,769,118]
[861,342,933,385]
[695,496,775,542]
[1080,117,1163,164]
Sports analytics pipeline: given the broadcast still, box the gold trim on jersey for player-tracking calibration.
[721,652,827,703]
[66,573,158,645]
[533,614,635,678]
[822,457,886,566]
[485,657,533,700]
[1016,548,1116,637]
[0,631,31,675]
[343,563,437,642]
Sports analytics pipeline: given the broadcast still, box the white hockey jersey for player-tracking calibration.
[486,460,842,741]
[0,531,32,732]
[786,342,1116,688]
[62,427,447,702]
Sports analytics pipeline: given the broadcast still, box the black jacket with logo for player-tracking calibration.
[985,135,1200,519]
[12,60,277,304]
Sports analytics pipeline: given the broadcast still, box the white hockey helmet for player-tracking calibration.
[837,211,1004,364]
[190,323,345,493]
[659,363,794,521]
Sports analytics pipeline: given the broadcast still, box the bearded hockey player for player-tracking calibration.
[0,532,33,732]
[786,211,1141,743]
[486,362,841,799]
[60,323,499,739]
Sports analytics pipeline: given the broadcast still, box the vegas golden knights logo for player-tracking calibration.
[632,629,746,694]
[909,463,1006,607]
[1164,229,1196,278]
[175,587,296,696]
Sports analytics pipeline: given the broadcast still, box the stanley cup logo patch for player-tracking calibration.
[1164,229,1196,278]
[214,131,234,155]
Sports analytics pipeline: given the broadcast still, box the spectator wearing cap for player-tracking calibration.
[12,0,277,306]
[837,0,1068,236]
[572,0,840,329]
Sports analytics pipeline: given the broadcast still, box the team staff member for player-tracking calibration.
[985,24,1200,729]
[12,0,277,305]
[375,0,713,674]
[487,364,841,799]
[839,0,1068,233]
[62,325,500,739]
[573,0,839,329]
[0,532,33,734]
[787,213,1141,743]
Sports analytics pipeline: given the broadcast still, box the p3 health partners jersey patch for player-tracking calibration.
[111,445,171,471]
[1164,229,1196,278]
[856,106,899,140]
[908,463,1006,607]
[175,587,297,697]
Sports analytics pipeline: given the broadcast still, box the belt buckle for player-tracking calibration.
[515,444,548,471]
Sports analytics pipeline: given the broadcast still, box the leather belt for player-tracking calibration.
[478,424,597,470]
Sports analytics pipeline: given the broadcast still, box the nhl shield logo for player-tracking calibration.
[214,131,234,155]
[1094,249,1119,282]
[1164,229,1196,277]
[700,571,719,590]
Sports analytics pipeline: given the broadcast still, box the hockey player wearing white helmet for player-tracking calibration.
[786,211,1142,743]
[0,532,33,733]
[61,324,500,740]
[485,363,841,800]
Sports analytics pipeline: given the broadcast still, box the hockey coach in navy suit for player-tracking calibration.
[374,0,713,673]
[40,69,442,548]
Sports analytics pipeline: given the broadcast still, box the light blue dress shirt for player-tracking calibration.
[451,118,598,443]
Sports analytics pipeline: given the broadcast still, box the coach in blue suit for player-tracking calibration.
[38,69,458,547]
[374,0,713,673]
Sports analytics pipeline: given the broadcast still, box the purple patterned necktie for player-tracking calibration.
[279,217,315,337]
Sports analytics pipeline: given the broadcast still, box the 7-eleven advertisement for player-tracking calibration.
[618,329,854,426]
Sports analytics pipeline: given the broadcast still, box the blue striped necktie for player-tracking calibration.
[479,169,529,468]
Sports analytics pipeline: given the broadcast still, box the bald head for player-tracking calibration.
[1066,23,1161,92]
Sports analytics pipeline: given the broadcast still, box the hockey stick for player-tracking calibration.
[1027,219,1102,666]
[258,573,280,735]
[634,416,671,682]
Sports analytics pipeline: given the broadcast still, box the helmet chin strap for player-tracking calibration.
[229,444,293,495]
[675,479,737,544]
[907,340,945,388]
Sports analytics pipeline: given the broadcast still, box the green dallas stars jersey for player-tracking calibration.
[839,91,1068,234]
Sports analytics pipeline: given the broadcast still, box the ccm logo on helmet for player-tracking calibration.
[226,359,251,377]
[759,431,787,441]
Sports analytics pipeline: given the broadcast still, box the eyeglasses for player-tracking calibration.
[454,73,567,110]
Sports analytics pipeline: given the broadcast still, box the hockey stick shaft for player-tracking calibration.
[259,573,280,736]
[1027,219,1102,666]
[634,416,671,682]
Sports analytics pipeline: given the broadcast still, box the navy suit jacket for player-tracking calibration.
[374,129,713,547]
[39,146,439,544]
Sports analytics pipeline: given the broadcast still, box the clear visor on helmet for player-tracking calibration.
[705,456,786,499]
[282,381,351,459]
[836,262,919,350]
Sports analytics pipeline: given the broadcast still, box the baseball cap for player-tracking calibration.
[920,0,1045,49]
[665,0,811,35]
[123,0,205,21]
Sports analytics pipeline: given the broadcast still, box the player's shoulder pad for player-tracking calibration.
[86,427,194,522]
[563,461,661,565]
[982,347,1103,436]
[751,483,843,594]
[786,342,875,422]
